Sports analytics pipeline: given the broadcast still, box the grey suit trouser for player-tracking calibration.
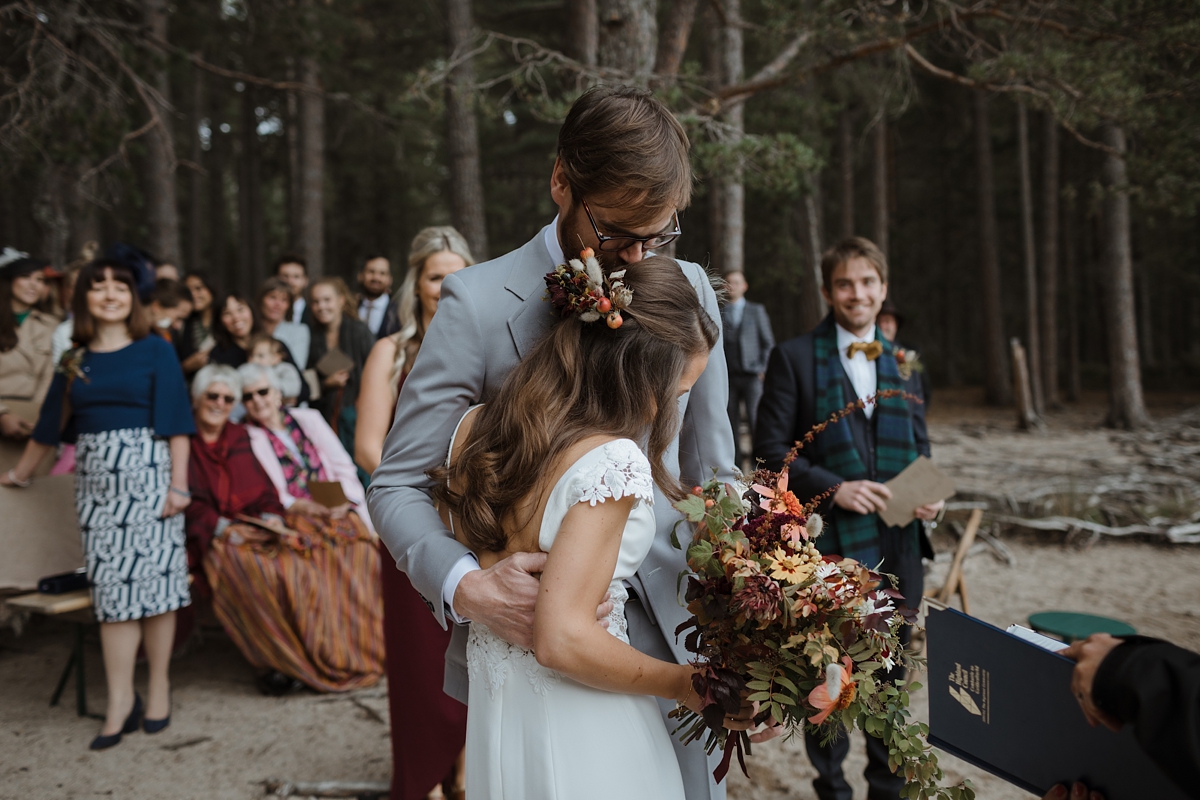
[727,372,763,467]
[626,595,726,800]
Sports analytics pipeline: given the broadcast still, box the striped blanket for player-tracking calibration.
[204,509,385,692]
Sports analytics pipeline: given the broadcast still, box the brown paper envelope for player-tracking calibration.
[879,456,957,528]
[314,348,354,378]
[308,480,349,509]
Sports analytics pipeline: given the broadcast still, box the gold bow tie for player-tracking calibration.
[846,340,883,361]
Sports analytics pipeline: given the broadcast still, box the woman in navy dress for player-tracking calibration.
[1,260,195,750]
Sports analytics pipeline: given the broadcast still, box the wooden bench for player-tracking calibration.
[5,589,98,718]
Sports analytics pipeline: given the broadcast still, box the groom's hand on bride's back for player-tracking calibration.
[453,552,614,649]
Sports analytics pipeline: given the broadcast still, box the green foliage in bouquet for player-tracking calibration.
[670,393,973,800]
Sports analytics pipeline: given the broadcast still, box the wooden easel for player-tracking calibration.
[927,508,984,615]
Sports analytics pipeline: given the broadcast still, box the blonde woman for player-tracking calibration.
[355,226,472,800]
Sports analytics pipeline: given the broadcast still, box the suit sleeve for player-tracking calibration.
[677,263,736,486]
[753,344,842,498]
[1092,637,1200,791]
[366,272,483,628]
[758,306,775,362]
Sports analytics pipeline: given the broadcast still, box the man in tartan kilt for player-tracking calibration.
[753,237,943,800]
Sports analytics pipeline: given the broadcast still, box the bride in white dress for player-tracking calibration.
[431,256,732,799]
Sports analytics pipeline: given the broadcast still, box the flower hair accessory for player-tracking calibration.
[544,247,634,329]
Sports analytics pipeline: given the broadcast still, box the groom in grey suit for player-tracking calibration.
[368,87,741,799]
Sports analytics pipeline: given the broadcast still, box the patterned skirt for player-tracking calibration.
[75,427,191,623]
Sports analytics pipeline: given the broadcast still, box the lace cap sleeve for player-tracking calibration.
[567,439,655,508]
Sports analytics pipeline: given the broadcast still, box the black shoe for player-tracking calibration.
[89,693,142,751]
[255,670,302,696]
[143,711,170,734]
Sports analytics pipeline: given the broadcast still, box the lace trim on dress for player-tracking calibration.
[569,439,655,508]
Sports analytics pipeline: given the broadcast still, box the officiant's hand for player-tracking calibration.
[1042,781,1104,800]
[914,499,945,521]
[1062,633,1124,732]
[834,480,892,515]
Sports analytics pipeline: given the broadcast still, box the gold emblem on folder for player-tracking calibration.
[948,662,991,723]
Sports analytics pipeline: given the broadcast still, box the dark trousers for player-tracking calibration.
[727,372,763,468]
[804,531,924,800]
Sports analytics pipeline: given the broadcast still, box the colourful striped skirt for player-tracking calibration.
[204,510,384,692]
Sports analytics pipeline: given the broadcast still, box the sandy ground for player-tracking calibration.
[4,392,1199,800]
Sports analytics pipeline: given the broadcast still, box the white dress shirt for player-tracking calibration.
[440,218,566,624]
[359,295,389,336]
[836,323,878,420]
[726,297,746,328]
[292,296,307,323]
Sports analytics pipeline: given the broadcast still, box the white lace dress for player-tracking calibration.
[463,438,687,800]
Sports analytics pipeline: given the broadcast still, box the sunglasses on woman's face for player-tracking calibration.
[204,392,235,405]
[241,387,271,403]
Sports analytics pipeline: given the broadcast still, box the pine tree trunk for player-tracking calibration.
[286,58,302,252]
[446,0,489,261]
[839,108,854,239]
[298,51,325,276]
[238,84,265,292]
[566,0,598,67]
[143,0,181,267]
[208,80,232,289]
[973,90,1012,405]
[1040,112,1060,407]
[597,0,657,80]
[654,0,698,80]
[803,177,827,323]
[1100,122,1150,428]
[1016,100,1044,416]
[188,61,205,274]
[708,0,743,276]
[871,114,888,256]
[1063,185,1081,403]
[33,166,70,268]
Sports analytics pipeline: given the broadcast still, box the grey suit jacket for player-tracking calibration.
[366,224,737,701]
[721,301,774,375]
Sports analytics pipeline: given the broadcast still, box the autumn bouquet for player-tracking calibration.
[670,392,973,800]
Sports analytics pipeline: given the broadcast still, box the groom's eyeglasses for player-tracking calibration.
[582,200,681,253]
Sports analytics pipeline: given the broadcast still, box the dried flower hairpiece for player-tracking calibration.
[544,247,633,329]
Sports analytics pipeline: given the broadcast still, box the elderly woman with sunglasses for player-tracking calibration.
[189,361,384,694]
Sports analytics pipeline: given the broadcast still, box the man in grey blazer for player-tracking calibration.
[368,87,745,799]
[721,270,775,469]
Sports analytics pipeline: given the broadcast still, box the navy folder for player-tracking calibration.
[925,606,1188,800]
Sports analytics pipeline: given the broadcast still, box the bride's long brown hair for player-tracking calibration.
[431,256,719,554]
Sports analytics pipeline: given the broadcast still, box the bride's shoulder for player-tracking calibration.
[562,438,654,508]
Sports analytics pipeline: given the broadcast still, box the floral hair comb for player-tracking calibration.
[544,247,633,329]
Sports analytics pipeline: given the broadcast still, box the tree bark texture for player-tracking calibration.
[286,58,302,252]
[566,0,598,68]
[709,0,743,277]
[1040,112,1060,407]
[597,0,657,80]
[803,178,828,324]
[871,113,888,257]
[1016,101,1044,416]
[973,90,1012,405]
[143,0,182,267]
[238,84,265,293]
[840,108,855,239]
[298,52,325,277]
[446,0,489,261]
[1100,122,1150,428]
[654,0,698,80]
[33,166,70,268]
[1063,186,1081,403]
[188,60,205,275]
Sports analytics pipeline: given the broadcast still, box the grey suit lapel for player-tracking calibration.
[505,226,557,358]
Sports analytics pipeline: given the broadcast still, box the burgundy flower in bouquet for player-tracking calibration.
[670,391,974,799]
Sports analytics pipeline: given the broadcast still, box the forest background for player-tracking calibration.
[3,0,1198,429]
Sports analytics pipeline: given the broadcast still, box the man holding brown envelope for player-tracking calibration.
[753,236,950,800]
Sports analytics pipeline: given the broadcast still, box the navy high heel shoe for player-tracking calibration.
[143,702,170,734]
[89,693,142,751]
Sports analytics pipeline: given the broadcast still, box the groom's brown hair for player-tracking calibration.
[557,86,692,218]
